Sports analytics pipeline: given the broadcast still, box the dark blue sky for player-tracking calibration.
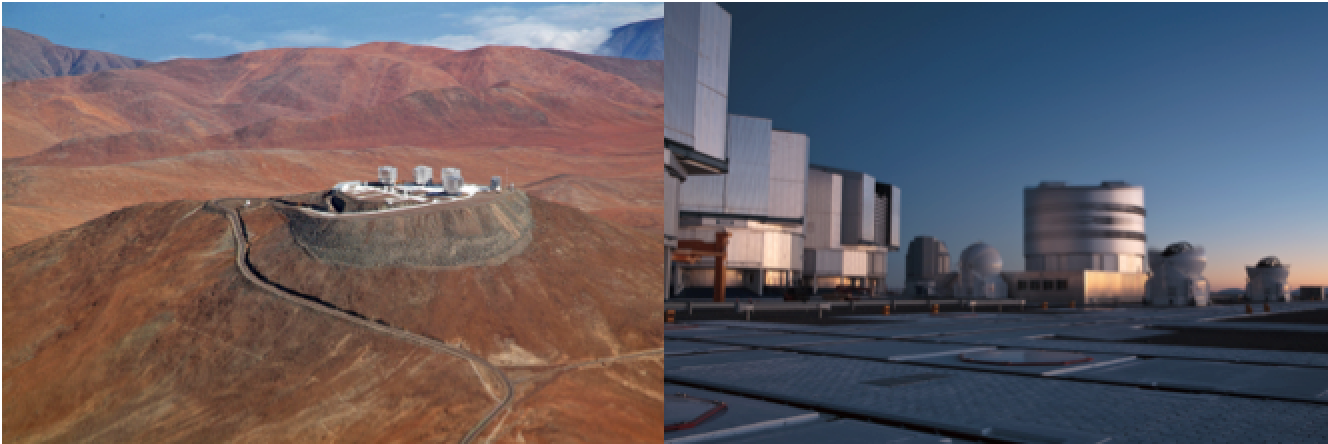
[720,3,1327,289]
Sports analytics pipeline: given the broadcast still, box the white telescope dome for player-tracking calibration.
[1160,242,1206,277]
[960,242,1003,276]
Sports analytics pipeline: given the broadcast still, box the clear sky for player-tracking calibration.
[719,3,1327,290]
[3,2,661,60]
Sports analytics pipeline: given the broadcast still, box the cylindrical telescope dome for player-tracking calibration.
[440,168,463,193]
[378,166,398,185]
[490,176,502,191]
[413,166,433,185]
[1024,181,1146,272]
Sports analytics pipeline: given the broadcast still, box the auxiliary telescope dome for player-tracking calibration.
[1256,256,1283,268]
[960,242,1003,276]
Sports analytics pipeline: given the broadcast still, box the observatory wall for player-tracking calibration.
[276,190,533,268]
[1024,182,1147,273]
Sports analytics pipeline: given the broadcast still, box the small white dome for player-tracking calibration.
[960,242,1003,276]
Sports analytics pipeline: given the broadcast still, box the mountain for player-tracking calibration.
[3,43,663,248]
[594,18,663,61]
[3,27,147,82]
[3,192,663,442]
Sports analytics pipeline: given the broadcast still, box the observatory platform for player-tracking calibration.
[664,301,1328,443]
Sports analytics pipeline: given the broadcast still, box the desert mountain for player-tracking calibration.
[4,42,663,248]
[2,27,148,83]
[594,19,664,61]
[4,191,664,442]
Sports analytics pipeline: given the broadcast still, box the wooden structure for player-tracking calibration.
[672,231,731,302]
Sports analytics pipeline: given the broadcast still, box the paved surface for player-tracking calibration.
[665,302,1328,442]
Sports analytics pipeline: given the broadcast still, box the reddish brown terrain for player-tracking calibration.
[4,35,665,443]
[4,42,664,247]
[4,194,664,442]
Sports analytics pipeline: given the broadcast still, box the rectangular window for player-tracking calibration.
[1057,280,1067,291]
[1030,280,1041,290]
[1018,280,1028,290]
[1044,280,1056,291]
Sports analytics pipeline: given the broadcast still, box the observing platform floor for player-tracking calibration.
[664,301,1328,443]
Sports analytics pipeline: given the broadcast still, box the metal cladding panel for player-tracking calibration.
[697,3,731,96]
[678,174,725,212]
[769,131,808,219]
[888,185,901,248]
[727,230,764,265]
[663,3,700,148]
[723,116,772,216]
[838,172,875,244]
[804,169,841,249]
[843,250,868,276]
[762,231,794,269]
[663,36,697,147]
[791,235,804,271]
[664,176,681,239]
[693,86,728,160]
[812,249,844,275]
[1025,185,1147,260]
[869,252,887,276]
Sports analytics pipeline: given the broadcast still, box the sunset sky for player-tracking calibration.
[720,3,1326,290]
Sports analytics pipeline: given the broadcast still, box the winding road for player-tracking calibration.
[208,199,513,444]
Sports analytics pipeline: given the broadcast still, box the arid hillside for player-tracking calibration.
[2,27,148,82]
[3,193,664,443]
[4,41,663,248]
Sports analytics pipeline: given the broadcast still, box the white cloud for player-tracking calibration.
[274,27,335,47]
[190,33,267,52]
[421,2,662,54]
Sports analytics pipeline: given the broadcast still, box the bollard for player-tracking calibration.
[1042,301,1049,310]
[1264,304,1270,313]
[883,306,891,316]
[1246,304,1253,314]
[1069,301,1076,309]
[931,304,939,314]
[666,310,675,323]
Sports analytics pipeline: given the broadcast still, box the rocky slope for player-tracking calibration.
[2,27,148,82]
[4,193,664,442]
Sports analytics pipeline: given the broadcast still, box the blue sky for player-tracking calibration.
[3,2,662,60]
[719,3,1327,289]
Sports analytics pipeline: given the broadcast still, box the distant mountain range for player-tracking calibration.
[3,27,147,82]
[4,34,663,248]
[595,18,662,61]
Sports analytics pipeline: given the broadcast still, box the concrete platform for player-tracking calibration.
[664,384,819,443]
[906,348,1138,377]
[666,349,802,371]
[722,419,970,444]
[668,354,1328,443]
[692,333,871,348]
[1073,358,1328,403]
[789,340,996,362]
[666,339,747,356]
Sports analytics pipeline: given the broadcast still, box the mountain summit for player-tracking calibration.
[3,27,147,82]
[595,18,663,60]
